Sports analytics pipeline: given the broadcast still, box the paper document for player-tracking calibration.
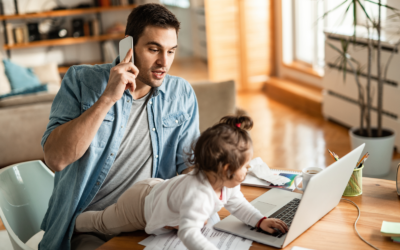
[143,223,252,250]
[139,213,252,250]
[248,157,290,185]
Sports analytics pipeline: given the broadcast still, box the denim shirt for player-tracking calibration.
[39,57,200,250]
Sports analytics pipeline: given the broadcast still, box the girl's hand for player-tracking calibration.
[259,218,288,234]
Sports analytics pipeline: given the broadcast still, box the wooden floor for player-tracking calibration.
[237,91,400,171]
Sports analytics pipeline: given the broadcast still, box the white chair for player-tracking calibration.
[0,161,54,250]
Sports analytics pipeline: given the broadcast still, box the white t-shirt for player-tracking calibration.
[144,172,264,250]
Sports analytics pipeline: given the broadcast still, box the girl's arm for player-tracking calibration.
[224,185,264,226]
[177,191,218,250]
[225,186,288,233]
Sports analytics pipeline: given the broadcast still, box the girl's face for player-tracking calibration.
[223,148,253,188]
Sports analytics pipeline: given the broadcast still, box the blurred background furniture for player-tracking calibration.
[0,160,54,250]
[0,78,238,167]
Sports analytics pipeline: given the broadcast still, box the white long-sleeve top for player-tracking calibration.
[144,172,264,250]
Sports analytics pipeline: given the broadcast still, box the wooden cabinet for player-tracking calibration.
[204,0,274,91]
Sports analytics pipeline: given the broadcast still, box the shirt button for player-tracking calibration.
[175,120,178,123]
[111,153,114,156]
[152,128,156,131]
[121,126,123,128]
[149,101,152,105]
[156,155,158,158]
[96,182,100,185]
[127,100,130,103]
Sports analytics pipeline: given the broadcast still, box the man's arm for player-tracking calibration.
[176,84,200,175]
[44,96,114,172]
[44,49,138,172]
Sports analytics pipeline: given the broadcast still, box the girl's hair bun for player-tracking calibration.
[219,115,253,131]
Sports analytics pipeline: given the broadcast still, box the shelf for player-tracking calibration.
[0,4,137,21]
[3,33,125,50]
[58,61,105,74]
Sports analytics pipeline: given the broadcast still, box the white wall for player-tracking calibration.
[166,5,194,58]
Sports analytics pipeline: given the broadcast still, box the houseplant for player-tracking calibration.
[322,0,399,176]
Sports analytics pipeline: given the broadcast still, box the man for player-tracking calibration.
[39,4,199,249]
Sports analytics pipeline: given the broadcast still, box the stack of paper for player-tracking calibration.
[139,213,253,250]
[380,221,400,243]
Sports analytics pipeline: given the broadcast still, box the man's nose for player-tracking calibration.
[156,52,168,67]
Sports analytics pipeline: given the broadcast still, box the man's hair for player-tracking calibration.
[125,3,181,46]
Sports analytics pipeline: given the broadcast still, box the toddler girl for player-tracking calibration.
[75,115,288,250]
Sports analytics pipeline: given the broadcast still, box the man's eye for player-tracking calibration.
[150,49,158,52]
[168,51,175,54]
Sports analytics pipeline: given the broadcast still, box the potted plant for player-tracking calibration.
[322,0,399,177]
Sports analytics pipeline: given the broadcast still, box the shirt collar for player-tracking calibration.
[112,56,166,98]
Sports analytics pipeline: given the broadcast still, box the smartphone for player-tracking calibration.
[119,36,134,64]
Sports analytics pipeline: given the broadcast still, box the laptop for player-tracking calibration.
[214,144,365,248]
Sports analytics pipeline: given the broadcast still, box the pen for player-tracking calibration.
[356,152,369,168]
[328,149,339,161]
[357,155,369,168]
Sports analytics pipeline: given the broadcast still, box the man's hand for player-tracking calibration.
[102,48,138,104]
[260,218,288,234]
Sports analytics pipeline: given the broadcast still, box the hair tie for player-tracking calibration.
[236,123,241,128]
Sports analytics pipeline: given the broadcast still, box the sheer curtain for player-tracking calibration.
[282,0,387,70]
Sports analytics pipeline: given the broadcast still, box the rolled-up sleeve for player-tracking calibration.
[41,66,82,149]
[176,84,200,174]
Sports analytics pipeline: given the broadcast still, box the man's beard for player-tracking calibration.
[136,69,167,88]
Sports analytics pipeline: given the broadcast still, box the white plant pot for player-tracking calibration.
[349,128,395,177]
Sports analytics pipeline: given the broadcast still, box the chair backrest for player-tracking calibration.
[191,80,236,132]
[0,160,54,249]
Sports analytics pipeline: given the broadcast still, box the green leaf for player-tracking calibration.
[353,0,357,41]
[318,0,349,21]
[357,0,374,24]
[328,42,345,56]
[364,0,398,11]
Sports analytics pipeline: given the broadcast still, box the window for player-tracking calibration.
[161,0,190,8]
[282,0,387,73]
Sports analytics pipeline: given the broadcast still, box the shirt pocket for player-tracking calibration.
[82,103,115,148]
[162,111,191,147]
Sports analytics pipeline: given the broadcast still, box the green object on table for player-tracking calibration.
[343,164,364,196]
[381,221,400,234]
[392,236,400,242]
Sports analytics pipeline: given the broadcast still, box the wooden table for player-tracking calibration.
[98,177,400,250]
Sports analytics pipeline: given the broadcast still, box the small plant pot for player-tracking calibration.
[343,164,364,196]
[349,127,395,177]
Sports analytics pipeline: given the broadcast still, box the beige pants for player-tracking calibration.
[75,178,163,235]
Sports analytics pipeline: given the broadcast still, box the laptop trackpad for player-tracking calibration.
[253,201,276,215]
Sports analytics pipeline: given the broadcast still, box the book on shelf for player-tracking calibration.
[120,0,129,6]
[91,19,100,36]
[242,169,301,192]
[6,23,14,45]
[13,26,25,44]
[95,0,133,7]
[6,23,34,45]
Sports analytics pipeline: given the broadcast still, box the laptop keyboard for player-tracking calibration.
[248,198,301,238]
